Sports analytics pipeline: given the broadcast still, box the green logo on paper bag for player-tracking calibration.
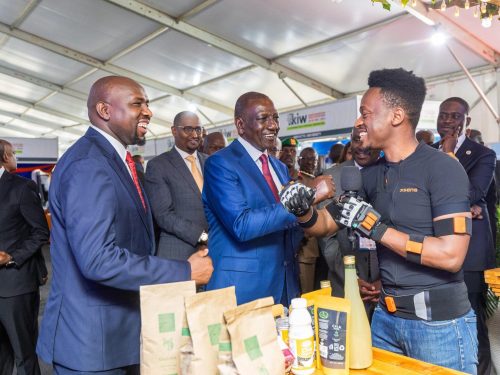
[162,338,174,351]
[208,323,222,345]
[158,313,175,333]
[244,336,263,361]
[181,327,191,337]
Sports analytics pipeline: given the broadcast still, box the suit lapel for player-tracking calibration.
[0,171,12,202]
[86,128,153,241]
[168,149,201,198]
[456,138,474,171]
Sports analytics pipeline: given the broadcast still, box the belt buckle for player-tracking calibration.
[384,296,397,313]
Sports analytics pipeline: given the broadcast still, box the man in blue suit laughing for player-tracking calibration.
[203,92,306,305]
[37,76,213,374]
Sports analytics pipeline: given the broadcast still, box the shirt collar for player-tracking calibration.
[175,145,198,160]
[455,133,466,153]
[90,125,127,162]
[237,137,268,162]
[354,160,363,170]
[0,166,5,178]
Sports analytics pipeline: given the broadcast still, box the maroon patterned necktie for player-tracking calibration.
[259,154,280,202]
[125,152,146,210]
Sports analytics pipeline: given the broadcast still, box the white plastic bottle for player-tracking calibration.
[289,298,315,375]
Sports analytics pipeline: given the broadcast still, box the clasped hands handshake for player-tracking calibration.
[280,177,386,241]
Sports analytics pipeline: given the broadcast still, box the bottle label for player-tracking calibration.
[290,336,315,370]
[317,308,347,369]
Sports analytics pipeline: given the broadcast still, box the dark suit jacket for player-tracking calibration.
[203,140,302,305]
[145,148,208,261]
[0,171,49,297]
[37,127,191,371]
[433,137,496,271]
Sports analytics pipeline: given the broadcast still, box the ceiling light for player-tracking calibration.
[411,0,417,6]
[464,0,470,9]
[481,1,487,13]
[441,1,447,11]
[454,7,460,16]
[474,6,479,17]
[431,31,448,45]
[481,16,492,27]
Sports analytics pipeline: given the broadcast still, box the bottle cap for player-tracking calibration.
[291,297,307,309]
[320,280,331,289]
[343,255,356,265]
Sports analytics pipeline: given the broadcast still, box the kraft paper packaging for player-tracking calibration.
[139,280,196,375]
[184,286,237,374]
[224,297,285,375]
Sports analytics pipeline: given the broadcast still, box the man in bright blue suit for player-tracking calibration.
[203,92,305,306]
[37,76,213,374]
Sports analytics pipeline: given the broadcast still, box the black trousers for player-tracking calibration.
[464,271,491,375]
[0,291,40,375]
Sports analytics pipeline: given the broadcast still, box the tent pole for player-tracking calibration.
[446,43,499,126]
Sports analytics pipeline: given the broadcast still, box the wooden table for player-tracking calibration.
[314,348,466,374]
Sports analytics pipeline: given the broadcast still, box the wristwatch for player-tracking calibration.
[198,231,208,245]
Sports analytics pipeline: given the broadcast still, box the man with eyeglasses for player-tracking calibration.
[434,97,496,375]
[203,92,334,305]
[145,111,210,262]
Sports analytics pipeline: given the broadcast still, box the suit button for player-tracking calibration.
[283,261,288,267]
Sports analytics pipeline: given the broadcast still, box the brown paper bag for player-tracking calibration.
[224,297,285,375]
[184,286,237,374]
[140,280,196,375]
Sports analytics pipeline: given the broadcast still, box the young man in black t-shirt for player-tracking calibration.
[281,68,477,374]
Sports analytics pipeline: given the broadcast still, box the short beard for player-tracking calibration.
[134,136,146,146]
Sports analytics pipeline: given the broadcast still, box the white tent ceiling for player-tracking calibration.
[0,0,498,155]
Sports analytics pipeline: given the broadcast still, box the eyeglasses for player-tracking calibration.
[255,114,279,124]
[438,112,466,121]
[176,126,204,135]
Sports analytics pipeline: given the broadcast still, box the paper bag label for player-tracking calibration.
[244,335,263,361]
[158,313,175,333]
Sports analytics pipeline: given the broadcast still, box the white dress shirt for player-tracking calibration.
[90,125,132,178]
[0,166,5,179]
[237,137,283,190]
[174,146,203,176]
[438,133,466,154]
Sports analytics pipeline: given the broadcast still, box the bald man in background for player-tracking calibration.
[37,76,212,374]
[203,131,227,155]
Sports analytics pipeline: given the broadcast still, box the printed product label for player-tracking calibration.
[290,336,315,370]
[317,308,347,369]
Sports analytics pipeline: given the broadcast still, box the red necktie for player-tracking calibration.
[126,152,146,210]
[259,154,280,202]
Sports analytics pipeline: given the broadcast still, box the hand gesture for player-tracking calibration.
[188,248,213,286]
[310,175,335,204]
[358,278,381,303]
[279,182,315,217]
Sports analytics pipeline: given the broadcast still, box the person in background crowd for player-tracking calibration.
[280,137,299,180]
[37,76,213,374]
[197,127,207,153]
[282,68,477,373]
[468,129,484,145]
[145,111,209,261]
[203,131,228,156]
[337,141,352,164]
[268,137,282,159]
[319,127,380,301]
[203,92,333,305]
[416,129,435,145]
[467,129,498,248]
[0,139,49,375]
[434,97,496,375]
[328,143,344,166]
[296,147,320,293]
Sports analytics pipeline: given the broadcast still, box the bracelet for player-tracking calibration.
[298,208,318,228]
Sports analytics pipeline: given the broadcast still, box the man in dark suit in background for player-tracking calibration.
[319,128,380,299]
[37,77,212,374]
[435,97,496,375]
[145,111,209,261]
[0,139,49,375]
